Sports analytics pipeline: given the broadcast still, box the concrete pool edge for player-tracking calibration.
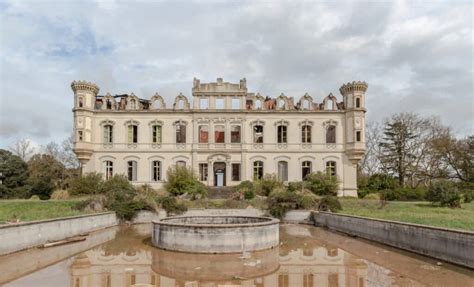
[312,211,474,269]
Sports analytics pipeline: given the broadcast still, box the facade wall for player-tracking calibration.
[72,78,368,196]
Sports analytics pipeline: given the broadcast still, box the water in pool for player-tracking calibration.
[0,224,472,286]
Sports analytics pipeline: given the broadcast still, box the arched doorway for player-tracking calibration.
[213,162,226,187]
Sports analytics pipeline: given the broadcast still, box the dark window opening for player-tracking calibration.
[302,125,311,143]
[277,125,287,143]
[254,125,263,143]
[356,131,361,142]
[128,125,138,143]
[152,161,161,181]
[326,161,336,177]
[78,131,83,141]
[176,124,186,143]
[326,125,336,144]
[199,163,208,181]
[302,161,312,180]
[231,126,241,143]
[127,160,137,181]
[356,97,361,108]
[104,161,113,180]
[232,163,241,181]
[215,125,225,143]
[253,161,264,180]
[152,125,162,143]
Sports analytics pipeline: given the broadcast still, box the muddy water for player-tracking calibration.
[1,224,472,287]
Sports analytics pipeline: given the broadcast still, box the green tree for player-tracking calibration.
[379,115,417,187]
[27,154,66,199]
[304,171,339,196]
[0,149,30,198]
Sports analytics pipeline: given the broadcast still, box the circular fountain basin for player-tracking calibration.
[152,216,280,253]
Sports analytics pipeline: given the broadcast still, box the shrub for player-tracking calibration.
[426,180,461,208]
[255,174,284,196]
[318,196,342,212]
[29,175,55,200]
[135,184,160,212]
[102,175,143,220]
[159,196,187,215]
[267,190,319,218]
[366,173,399,191]
[29,195,40,200]
[380,187,427,201]
[287,181,304,192]
[232,181,256,200]
[304,172,338,196]
[364,193,380,200]
[237,180,254,192]
[68,172,103,195]
[165,166,207,200]
[50,189,70,200]
[463,191,473,203]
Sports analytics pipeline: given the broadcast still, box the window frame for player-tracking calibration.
[326,125,336,144]
[277,125,287,144]
[104,125,113,144]
[277,161,288,181]
[199,163,208,181]
[127,160,138,181]
[326,161,336,177]
[230,125,241,143]
[232,163,241,181]
[152,125,162,144]
[214,125,225,143]
[253,161,264,180]
[128,125,138,144]
[301,125,311,143]
[151,161,161,181]
[104,161,113,180]
[302,161,312,180]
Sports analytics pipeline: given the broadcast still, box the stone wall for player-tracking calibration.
[313,212,474,269]
[0,212,118,255]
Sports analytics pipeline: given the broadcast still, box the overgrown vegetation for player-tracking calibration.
[255,174,284,196]
[164,166,207,199]
[304,171,339,196]
[426,180,461,208]
[68,172,103,195]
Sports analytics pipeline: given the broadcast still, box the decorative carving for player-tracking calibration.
[173,93,190,110]
[99,119,115,126]
[71,80,99,95]
[339,81,368,95]
[150,93,166,110]
[298,93,314,110]
[322,93,338,111]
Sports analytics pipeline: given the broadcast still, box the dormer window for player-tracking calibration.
[130,99,137,109]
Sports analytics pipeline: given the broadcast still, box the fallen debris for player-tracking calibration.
[39,236,87,248]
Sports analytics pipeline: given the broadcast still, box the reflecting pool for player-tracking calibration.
[1,224,472,287]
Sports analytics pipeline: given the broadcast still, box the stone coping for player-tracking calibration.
[153,215,279,228]
[0,212,115,229]
[318,211,474,235]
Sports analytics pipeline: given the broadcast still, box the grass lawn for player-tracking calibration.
[0,199,93,224]
[339,198,474,232]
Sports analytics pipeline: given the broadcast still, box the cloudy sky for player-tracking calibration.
[0,0,472,149]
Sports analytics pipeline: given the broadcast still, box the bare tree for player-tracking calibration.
[359,121,384,176]
[9,139,35,161]
[42,135,79,169]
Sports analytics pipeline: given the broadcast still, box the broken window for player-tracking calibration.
[254,125,263,143]
[277,161,288,181]
[128,125,138,144]
[302,161,312,180]
[232,163,241,181]
[104,161,113,180]
[200,98,209,109]
[326,161,336,177]
[199,163,208,181]
[152,161,161,181]
[130,99,137,109]
[215,125,225,143]
[231,125,241,143]
[326,125,336,144]
[199,125,209,143]
[152,125,162,143]
[278,100,285,109]
[253,161,263,180]
[176,124,186,143]
[103,125,113,143]
[246,100,253,110]
[215,98,224,109]
[255,99,262,110]
[127,160,137,181]
[277,125,287,143]
[231,98,240,109]
[302,100,310,110]
[356,131,361,142]
[301,125,311,143]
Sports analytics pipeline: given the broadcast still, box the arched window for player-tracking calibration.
[231,125,241,143]
[106,100,112,110]
[254,125,264,143]
[176,160,186,168]
[177,99,184,109]
[301,125,311,143]
[152,125,162,143]
[277,125,287,143]
[176,124,186,143]
[127,161,137,181]
[302,161,312,180]
[302,100,310,110]
[153,100,161,109]
[104,161,113,180]
[128,125,138,144]
[356,97,361,108]
[78,97,84,108]
[278,100,285,109]
[130,99,137,110]
[255,100,262,110]
[103,125,113,144]
[326,161,336,176]
[199,125,209,143]
[215,125,225,143]
[277,161,288,181]
[253,161,264,180]
[326,125,336,144]
[326,99,335,110]
[152,161,161,181]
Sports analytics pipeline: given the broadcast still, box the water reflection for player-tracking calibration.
[68,225,369,287]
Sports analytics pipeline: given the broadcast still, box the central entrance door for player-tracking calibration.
[213,162,226,187]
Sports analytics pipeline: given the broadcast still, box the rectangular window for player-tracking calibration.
[231,98,240,109]
[277,125,287,143]
[215,125,225,143]
[199,126,209,143]
[128,125,138,143]
[152,161,161,181]
[356,131,361,142]
[215,98,224,109]
[199,163,208,181]
[232,163,241,181]
[254,125,263,143]
[176,124,186,143]
[301,125,311,143]
[104,125,113,143]
[152,125,162,143]
[200,98,209,109]
[104,161,113,180]
[326,125,336,144]
[127,161,137,181]
[326,161,336,177]
[231,125,241,143]
[78,131,83,141]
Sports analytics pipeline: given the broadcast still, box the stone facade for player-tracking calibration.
[72,78,367,196]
